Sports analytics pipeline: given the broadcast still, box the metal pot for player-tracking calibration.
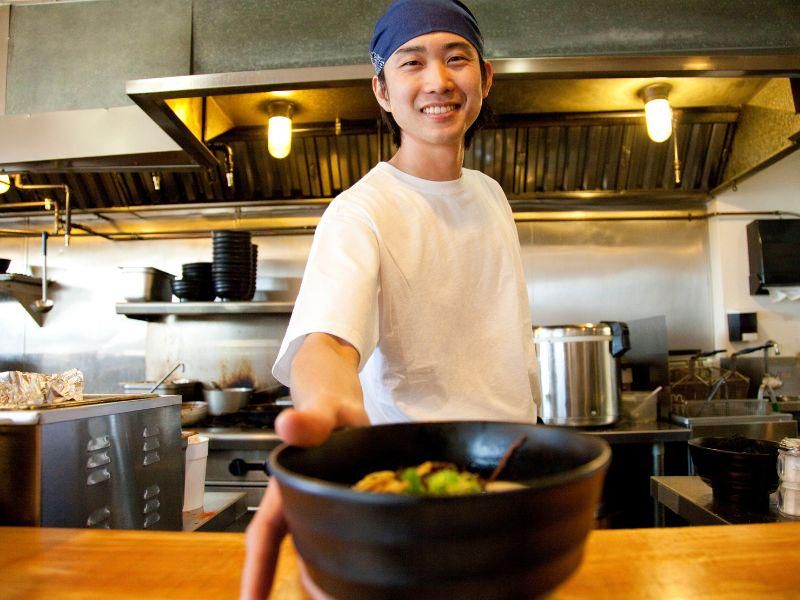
[203,387,253,415]
[534,322,630,427]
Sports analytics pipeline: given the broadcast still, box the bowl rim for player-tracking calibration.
[269,421,612,505]
[181,401,208,409]
[688,436,779,456]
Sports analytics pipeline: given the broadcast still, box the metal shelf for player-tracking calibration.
[115,301,294,321]
[0,274,46,326]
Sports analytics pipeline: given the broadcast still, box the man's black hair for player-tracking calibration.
[375,58,494,149]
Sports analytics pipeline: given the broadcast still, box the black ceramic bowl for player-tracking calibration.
[269,421,611,600]
[689,436,779,509]
[171,279,215,301]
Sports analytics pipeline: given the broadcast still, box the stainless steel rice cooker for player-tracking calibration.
[534,322,630,426]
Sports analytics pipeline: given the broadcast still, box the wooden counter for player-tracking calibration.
[2,523,800,599]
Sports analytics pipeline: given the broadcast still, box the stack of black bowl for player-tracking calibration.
[172,262,215,302]
[689,436,780,510]
[248,244,258,300]
[212,231,255,301]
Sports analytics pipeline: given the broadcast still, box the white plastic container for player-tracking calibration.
[183,434,209,512]
[620,387,661,423]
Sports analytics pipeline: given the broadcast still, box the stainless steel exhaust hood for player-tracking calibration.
[1,53,798,212]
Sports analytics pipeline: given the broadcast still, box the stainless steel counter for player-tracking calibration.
[580,421,690,444]
[182,491,247,533]
[0,394,179,425]
[577,421,691,528]
[650,475,797,526]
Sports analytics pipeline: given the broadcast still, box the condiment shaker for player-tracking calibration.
[777,438,800,484]
[777,482,800,518]
[777,438,800,518]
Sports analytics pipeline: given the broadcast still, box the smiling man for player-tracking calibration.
[241,1,538,598]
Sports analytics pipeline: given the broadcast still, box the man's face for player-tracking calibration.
[372,31,493,151]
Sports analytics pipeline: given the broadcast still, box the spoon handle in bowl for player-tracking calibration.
[487,434,527,483]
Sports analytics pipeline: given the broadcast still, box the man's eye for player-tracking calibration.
[448,55,468,63]
[402,60,421,67]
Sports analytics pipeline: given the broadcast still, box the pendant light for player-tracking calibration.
[639,83,673,143]
[267,101,295,159]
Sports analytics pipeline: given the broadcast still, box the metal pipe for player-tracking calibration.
[19,195,793,221]
[11,175,72,246]
[1,210,797,235]
[672,114,682,185]
[85,198,332,214]
[0,200,53,209]
[65,184,71,246]
[0,198,60,233]
[513,210,800,223]
[208,143,235,188]
[69,223,117,241]
[0,228,35,235]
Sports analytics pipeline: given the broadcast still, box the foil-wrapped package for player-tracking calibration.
[0,369,84,409]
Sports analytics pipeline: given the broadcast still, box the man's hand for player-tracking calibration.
[240,333,369,599]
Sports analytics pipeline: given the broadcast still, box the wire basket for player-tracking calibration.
[671,379,711,402]
[670,357,713,401]
[709,372,750,400]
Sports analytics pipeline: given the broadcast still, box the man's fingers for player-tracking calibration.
[276,401,370,447]
[275,407,336,447]
[240,482,288,600]
[337,401,370,427]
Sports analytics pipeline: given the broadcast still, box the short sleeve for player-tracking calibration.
[271,201,380,385]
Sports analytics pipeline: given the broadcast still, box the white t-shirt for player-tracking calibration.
[273,162,538,424]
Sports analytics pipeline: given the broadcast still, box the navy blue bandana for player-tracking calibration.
[369,0,484,74]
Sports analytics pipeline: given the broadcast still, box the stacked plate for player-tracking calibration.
[212,231,255,301]
[172,262,215,301]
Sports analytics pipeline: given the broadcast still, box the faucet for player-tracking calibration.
[758,342,782,402]
[731,342,782,402]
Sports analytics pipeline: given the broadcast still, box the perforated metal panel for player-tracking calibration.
[0,114,735,209]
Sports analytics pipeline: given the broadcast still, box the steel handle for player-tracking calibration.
[148,362,185,394]
[229,458,270,477]
[41,232,48,301]
[732,340,778,357]
[693,349,726,359]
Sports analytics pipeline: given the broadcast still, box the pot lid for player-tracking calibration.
[533,323,612,339]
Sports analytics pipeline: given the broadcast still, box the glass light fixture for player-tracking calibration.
[0,174,10,194]
[639,83,673,143]
[267,101,295,159]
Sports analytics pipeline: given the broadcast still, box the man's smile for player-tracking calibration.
[420,103,460,115]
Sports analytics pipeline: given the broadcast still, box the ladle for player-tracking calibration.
[31,231,54,314]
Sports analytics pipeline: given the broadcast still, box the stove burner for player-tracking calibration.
[197,400,291,430]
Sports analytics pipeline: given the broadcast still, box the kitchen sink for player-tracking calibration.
[670,400,797,441]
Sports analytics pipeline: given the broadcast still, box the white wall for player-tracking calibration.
[708,149,800,357]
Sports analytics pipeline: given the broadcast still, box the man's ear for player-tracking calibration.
[482,61,494,99]
[372,75,392,112]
